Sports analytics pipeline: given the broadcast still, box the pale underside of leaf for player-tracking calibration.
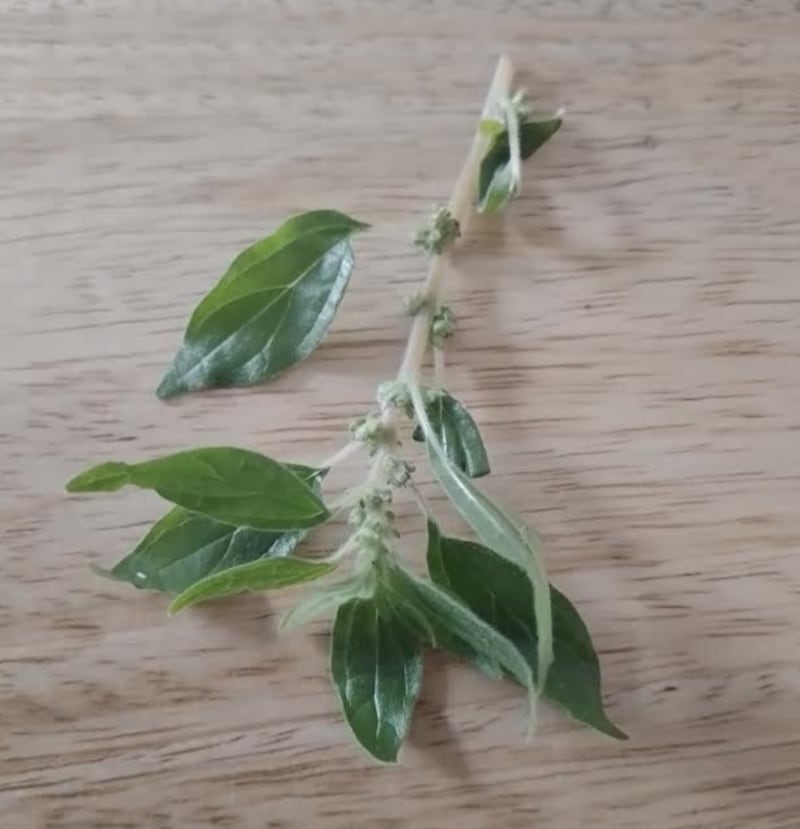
[168,556,335,614]
[427,530,626,739]
[477,117,562,213]
[280,572,375,630]
[478,162,517,213]
[408,381,553,695]
[380,562,533,695]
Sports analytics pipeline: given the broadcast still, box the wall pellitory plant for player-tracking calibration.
[67,56,625,763]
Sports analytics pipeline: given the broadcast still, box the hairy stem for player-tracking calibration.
[505,98,522,189]
[433,346,446,388]
[318,56,513,475]
[398,55,513,382]
[320,440,362,470]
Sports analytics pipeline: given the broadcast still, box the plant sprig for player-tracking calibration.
[67,55,625,762]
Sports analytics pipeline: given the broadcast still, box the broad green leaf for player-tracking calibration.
[427,527,627,739]
[67,447,329,531]
[99,508,305,592]
[168,556,335,614]
[409,382,552,692]
[378,561,535,710]
[412,390,490,478]
[108,464,322,592]
[97,466,322,593]
[157,210,369,399]
[477,117,562,213]
[331,596,423,763]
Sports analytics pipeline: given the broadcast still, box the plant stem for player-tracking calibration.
[505,97,522,190]
[320,440,361,470]
[433,346,446,388]
[398,55,513,383]
[318,56,513,474]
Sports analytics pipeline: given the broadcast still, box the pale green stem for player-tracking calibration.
[320,440,362,470]
[505,99,522,191]
[320,537,359,564]
[398,55,513,384]
[316,57,515,532]
[407,477,432,518]
[433,346,446,388]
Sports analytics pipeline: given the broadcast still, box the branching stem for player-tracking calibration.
[398,55,513,383]
[318,56,514,476]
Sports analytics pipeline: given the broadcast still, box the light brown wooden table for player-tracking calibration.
[2,3,799,827]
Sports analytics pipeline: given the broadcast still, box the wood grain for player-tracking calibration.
[2,2,799,827]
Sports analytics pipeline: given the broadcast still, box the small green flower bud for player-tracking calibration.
[430,305,456,347]
[364,488,392,509]
[377,380,414,418]
[387,459,414,487]
[414,207,461,255]
[349,414,393,455]
[347,503,366,526]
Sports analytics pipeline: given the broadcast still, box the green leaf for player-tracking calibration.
[427,527,627,739]
[99,508,305,592]
[519,118,563,159]
[331,596,423,763]
[67,448,329,531]
[156,210,369,399]
[478,117,562,213]
[168,556,335,614]
[64,461,130,492]
[411,390,490,478]
[379,560,534,705]
[98,466,322,593]
[409,382,553,692]
[478,162,517,215]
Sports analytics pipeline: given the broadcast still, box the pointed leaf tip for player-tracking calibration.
[427,528,626,740]
[331,596,423,763]
[156,373,178,401]
[66,461,130,493]
[66,448,329,532]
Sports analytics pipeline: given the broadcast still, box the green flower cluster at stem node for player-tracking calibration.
[413,206,461,255]
[430,305,456,348]
[377,380,414,417]
[348,414,396,456]
[347,487,397,565]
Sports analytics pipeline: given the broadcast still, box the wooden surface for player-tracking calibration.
[2,2,799,827]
